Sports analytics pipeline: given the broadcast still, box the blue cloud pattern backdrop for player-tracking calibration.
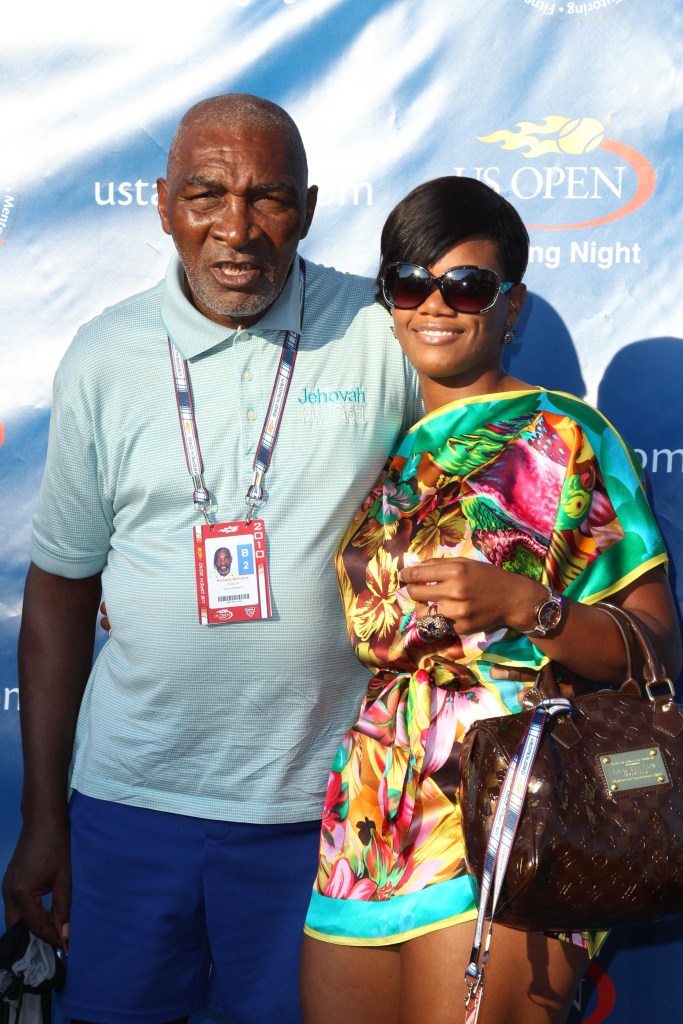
[2,2,683,1019]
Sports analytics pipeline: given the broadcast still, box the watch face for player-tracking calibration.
[539,598,563,631]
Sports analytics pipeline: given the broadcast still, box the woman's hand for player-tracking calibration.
[401,557,543,637]
[402,559,681,686]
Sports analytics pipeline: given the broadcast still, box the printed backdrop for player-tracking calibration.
[2,1,682,1020]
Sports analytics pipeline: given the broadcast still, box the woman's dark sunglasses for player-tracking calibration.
[381,263,514,314]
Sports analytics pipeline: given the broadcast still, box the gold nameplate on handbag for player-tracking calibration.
[599,747,670,793]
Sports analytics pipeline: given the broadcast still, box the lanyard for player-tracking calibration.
[168,257,306,524]
[464,697,572,1024]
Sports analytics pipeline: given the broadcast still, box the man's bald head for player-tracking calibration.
[167,93,309,198]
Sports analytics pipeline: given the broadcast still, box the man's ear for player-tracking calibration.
[157,178,171,235]
[299,185,318,241]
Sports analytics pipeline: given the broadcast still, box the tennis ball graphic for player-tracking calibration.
[557,118,605,155]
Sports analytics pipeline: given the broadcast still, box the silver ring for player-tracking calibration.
[415,603,456,642]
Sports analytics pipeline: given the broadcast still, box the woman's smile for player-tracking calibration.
[409,321,465,345]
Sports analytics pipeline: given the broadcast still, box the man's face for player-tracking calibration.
[214,549,232,576]
[157,119,317,328]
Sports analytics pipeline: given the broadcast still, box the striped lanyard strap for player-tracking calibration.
[464,697,572,1024]
[168,257,306,524]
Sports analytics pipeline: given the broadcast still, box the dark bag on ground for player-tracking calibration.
[0,921,65,1024]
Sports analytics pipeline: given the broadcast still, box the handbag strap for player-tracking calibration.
[531,602,673,705]
[598,604,681,736]
[599,603,672,693]
[596,603,637,686]
[463,697,572,1024]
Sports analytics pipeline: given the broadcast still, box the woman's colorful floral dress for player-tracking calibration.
[304,389,666,948]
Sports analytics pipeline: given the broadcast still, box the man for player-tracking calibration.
[213,547,233,578]
[2,94,419,1024]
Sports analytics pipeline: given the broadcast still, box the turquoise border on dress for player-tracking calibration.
[305,875,479,944]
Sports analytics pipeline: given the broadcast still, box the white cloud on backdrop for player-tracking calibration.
[2,0,682,417]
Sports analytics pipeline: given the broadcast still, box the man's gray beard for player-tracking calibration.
[186,267,283,323]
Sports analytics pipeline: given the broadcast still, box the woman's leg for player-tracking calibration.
[300,933,402,1024]
[300,919,588,1024]
[400,920,589,1024]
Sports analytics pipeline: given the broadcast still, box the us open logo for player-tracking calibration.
[455,116,654,230]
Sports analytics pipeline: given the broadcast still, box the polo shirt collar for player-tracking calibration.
[161,251,303,359]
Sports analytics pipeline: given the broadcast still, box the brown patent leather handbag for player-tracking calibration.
[459,603,683,932]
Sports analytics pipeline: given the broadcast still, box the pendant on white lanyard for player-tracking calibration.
[167,257,306,624]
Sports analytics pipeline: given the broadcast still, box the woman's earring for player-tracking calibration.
[390,325,397,338]
[502,327,516,346]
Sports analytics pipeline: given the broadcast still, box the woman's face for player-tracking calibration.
[390,236,526,412]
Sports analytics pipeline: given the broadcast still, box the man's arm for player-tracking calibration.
[2,564,102,948]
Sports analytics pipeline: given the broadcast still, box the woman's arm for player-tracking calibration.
[401,561,681,684]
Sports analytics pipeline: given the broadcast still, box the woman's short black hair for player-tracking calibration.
[376,176,529,309]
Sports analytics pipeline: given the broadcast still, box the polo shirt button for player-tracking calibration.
[243,370,253,381]
[246,409,257,421]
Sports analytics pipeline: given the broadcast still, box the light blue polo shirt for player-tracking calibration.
[31,254,421,823]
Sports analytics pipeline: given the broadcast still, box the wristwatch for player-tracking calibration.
[520,584,564,638]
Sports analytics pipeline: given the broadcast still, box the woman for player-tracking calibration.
[299,176,681,1024]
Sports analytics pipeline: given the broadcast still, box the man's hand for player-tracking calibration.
[100,601,111,633]
[2,820,71,950]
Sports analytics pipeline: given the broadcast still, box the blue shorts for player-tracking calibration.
[57,792,321,1024]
